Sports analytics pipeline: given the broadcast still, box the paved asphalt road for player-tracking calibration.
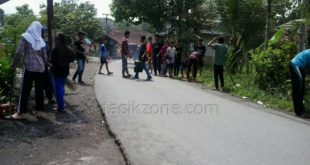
[95,60,310,165]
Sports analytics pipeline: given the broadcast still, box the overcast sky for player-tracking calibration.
[0,0,112,17]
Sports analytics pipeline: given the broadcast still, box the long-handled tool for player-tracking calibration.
[8,67,16,115]
[224,63,237,87]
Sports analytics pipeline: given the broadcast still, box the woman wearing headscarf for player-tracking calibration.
[8,21,47,119]
[51,32,76,112]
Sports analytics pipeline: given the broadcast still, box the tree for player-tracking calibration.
[111,0,208,55]
[0,9,4,26]
[215,0,266,73]
[1,4,37,55]
[111,0,207,36]
[40,0,103,42]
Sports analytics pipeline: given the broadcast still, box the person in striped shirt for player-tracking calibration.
[121,31,132,78]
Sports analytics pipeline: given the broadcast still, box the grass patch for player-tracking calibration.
[196,66,295,112]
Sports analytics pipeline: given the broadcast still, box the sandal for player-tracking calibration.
[5,113,23,120]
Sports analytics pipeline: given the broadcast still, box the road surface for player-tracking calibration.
[95,60,310,165]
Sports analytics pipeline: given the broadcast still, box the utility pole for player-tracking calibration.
[298,0,307,52]
[47,0,53,56]
[103,13,110,35]
[264,0,272,50]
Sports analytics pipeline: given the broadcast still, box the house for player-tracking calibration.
[94,35,119,58]
[108,30,151,58]
[109,30,151,45]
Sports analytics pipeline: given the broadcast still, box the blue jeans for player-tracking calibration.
[135,62,152,79]
[53,76,67,110]
[73,59,85,82]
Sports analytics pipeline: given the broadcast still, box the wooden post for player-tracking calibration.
[47,0,53,56]
[264,0,272,50]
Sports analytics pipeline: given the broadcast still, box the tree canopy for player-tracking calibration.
[40,0,103,42]
[1,4,36,47]
[111,0,207,37]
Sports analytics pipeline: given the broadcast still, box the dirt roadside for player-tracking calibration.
[0,60,125,165]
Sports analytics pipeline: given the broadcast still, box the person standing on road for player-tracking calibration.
[51,33,76,112]
[160,40,169,77]
[194,39,206,75]
[134,36,152,80]
[167,42,176,78]
[98,39,113,75]
[187,51,200,81]
[146,36,153,74]
[208,37,228,90]
[121,31,132,78]
[72,31,87,84]
[152,34,162,76]
[174,41,183,77]
[8,21,47,119]
[290,49,310,117]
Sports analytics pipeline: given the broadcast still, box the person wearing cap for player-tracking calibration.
[72,31,87,84]
[208,37,228,90]
[7,21,47,119]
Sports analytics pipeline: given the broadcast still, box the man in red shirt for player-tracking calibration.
[146,36,153,74]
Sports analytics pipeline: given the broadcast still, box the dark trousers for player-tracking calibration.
[134,62,152,79]
[73,59,86,82]
[214,64,224,89]
[187,58,199,80]
[153,58,162,75]
[174,61,180,76]
[18,69,45,113]
[44,66,54,100]
[290,62,306,116]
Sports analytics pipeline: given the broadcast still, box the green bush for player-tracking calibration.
[0,51,12,103]
[252,41,297,94]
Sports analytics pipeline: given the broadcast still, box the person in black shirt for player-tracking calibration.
[72,31,87,84]
[174,41,182,77]
[134,36,152,80]
[152,35,162,76]
[51,32,76,112]
[194,39,206,74]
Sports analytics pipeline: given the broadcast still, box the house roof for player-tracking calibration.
[94,34,120,45]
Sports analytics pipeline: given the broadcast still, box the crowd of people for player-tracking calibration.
[5,20,310,119]
[7,21,89,119]
[120,30,228,89]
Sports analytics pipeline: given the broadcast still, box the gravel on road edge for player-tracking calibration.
[0,60,125,165]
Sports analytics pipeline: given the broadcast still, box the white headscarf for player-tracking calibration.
[21,21,46,51]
